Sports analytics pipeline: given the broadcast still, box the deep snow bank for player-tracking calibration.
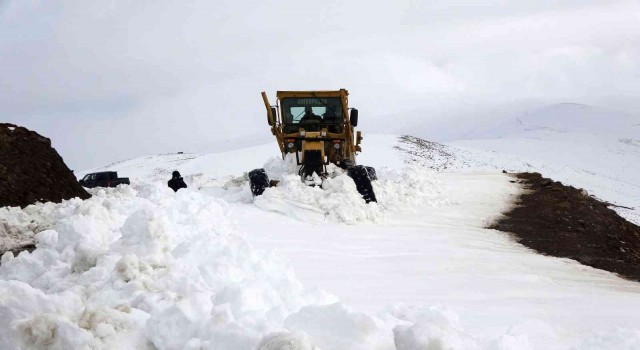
[0,180,498,350]
[0,183,341,349]
[200,155,452,225]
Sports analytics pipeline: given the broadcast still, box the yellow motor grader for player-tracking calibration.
[249,89,377,203]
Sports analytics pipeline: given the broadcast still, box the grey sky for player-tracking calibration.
[2,0,639,170]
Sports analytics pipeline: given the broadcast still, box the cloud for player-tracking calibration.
[2,0,640,169]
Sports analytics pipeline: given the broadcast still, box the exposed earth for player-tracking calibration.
[491,172,640,281]
[0,123,90,208]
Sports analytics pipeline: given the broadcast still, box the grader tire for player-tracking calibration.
[348,165,377,203]
[249,168,270,196]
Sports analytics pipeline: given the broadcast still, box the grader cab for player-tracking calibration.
[249,89,377,203]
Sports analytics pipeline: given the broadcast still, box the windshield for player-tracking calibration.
[280,97,343,125]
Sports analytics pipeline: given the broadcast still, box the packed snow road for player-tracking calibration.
[225,171,640,349]
[2,135,640,349]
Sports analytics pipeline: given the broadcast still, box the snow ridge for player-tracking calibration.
[0,184,336,349]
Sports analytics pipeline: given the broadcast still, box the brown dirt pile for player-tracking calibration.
[0,123,90,208]
[490,172,640,281]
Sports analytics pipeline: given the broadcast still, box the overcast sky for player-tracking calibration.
[2,0,640,170]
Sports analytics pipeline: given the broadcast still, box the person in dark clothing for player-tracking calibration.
[168,170,187,192]
[300,106,322,123]
[300,106,322,131]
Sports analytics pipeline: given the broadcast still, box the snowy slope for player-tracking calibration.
[466,103,639,138]
[76,144,279,182]
[448,103,640,224]
[2,133,640,349]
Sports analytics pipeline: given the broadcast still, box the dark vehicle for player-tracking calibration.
[79,171,130,188]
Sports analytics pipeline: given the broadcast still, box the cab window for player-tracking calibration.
[281,97,343,124]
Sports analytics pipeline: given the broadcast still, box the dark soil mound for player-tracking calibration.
[0,123,90,208]
[490,172,640,281]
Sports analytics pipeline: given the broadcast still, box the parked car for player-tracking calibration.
[79,171,130,188]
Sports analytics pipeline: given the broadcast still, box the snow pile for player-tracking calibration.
[0,183,342,349]
[0,202,59,252]
[284,303,393,349]
[254,172,383,224]
[388,304,481,350]
[241,156,450,224]
[77,149,452,227]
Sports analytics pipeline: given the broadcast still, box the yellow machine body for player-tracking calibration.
[261,89,362,170]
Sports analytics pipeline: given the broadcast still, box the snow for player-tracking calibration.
[446,103,640,224]
[0,184,337,349]
[231,167,640,349]
[1,121,640,349]
[77,144,278,182]
[0,203,56,253]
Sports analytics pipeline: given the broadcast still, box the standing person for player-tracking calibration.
[168,170,187,192]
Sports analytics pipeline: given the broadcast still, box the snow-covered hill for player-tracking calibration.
[448,103,640,224]
[466,103,639,138]
[2,131,639,349]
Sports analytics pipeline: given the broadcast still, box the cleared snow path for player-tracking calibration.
[227,171,640,349]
